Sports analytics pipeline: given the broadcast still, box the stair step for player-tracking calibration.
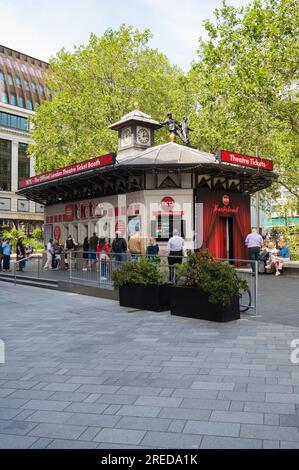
[0,273,58,286]
[0,276,58,290]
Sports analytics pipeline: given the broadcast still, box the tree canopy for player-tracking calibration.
[29,2,299,206]
[30,26,190,173]
[187,0,299,199]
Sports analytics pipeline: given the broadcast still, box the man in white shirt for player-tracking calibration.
[44,239,54,270]
[245,229,263,274]
[167,229,184,282]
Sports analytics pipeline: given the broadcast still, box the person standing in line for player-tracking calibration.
[82,237,90,271]
[128,227,145,260]
[146,238,160,262]
[64,234,77,270]
[0,236,3,271]
[96,237,111,280]
[245,228,263,275]
[2,238,12,271]
[111,231,127,266]
[88,232,99,270]
[16,236,26,272]
[167,229,184,283]
[44,239,54,270]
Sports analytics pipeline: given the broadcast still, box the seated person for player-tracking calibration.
[265,242,277,272]
[272,241,290,276]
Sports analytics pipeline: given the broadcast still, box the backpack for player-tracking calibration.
[113,237,126,254]
[66,239,75,250]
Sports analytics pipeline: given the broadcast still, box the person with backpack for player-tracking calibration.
[88,232,99,269]
[112,231,127,266]
[64,235,77,270]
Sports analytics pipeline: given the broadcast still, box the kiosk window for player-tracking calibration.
[152,215,185,241]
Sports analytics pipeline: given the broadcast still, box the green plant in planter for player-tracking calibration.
[175,250,248,306]
[112,257,167,289]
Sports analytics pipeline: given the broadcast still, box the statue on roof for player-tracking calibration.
[160,113,192,146]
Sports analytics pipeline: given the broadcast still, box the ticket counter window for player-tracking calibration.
[152,215,185,241]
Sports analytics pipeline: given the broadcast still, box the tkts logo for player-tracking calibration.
[222,195,230,206]
[161,196,175,211]
[214,195,239,213]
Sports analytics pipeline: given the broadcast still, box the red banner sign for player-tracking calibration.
[220,150,273,171]
[18,153,115,189]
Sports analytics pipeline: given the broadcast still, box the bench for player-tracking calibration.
[282,260,299,276]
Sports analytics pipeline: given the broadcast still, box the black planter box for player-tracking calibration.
[170,286,240,322]
[119,284,170,312]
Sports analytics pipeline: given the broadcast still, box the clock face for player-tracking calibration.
[121,127,132,146]
[137,127,150,145]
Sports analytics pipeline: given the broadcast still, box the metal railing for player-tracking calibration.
[0,250,258,315]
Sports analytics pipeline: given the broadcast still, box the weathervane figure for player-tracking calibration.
[160,113,192,145]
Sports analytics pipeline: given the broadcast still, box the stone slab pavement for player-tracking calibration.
[0,282,299,449]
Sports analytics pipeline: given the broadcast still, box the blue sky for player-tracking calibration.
[0,0,251,70]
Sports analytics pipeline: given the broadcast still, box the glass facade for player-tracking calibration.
[0,111,29,131]
[0,49,49,110]
[0,139,12,191]
[18,143,30,181]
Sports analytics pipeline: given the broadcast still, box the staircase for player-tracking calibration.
[0,273,58,290]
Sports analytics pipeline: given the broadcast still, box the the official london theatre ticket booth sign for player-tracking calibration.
[17,108,276,259]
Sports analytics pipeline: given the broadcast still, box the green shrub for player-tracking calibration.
[112,257,167,289]
[176,250,248,306]
[31,228,43,240]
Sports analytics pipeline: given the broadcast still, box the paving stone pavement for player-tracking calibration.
[0,282,299,449]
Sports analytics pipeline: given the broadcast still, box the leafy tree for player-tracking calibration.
[29,26,190,173]
[188,0,299,199]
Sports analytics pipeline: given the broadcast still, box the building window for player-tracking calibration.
[18,143,30,181]
[16,76,22,88]
[0,139,12,192]
[0,112,29,132]
[39,83,45,96]
[151,214,185,241]
[26,98,33,110]
[10,94,17,106]
[35,203,44,213]
[0,197,11,211]
[0,70,4,82]
[31,81,37,93]
[7,73,13,86]
[24,79,30,91]
[17,199,29,212]
[17,96,24,108]
[1,91,8,104]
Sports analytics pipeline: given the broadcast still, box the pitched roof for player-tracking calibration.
[117,142,217,166]
[109,109,161,130]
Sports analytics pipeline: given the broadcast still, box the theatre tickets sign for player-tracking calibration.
[220,150,273,171]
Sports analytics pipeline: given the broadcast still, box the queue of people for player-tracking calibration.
[42,229,186,282]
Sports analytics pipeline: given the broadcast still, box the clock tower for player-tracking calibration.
[109,105,161,159]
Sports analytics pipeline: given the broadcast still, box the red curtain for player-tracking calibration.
[201,193,221,249]
[235,202,251,260]
[197,189,251,261]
